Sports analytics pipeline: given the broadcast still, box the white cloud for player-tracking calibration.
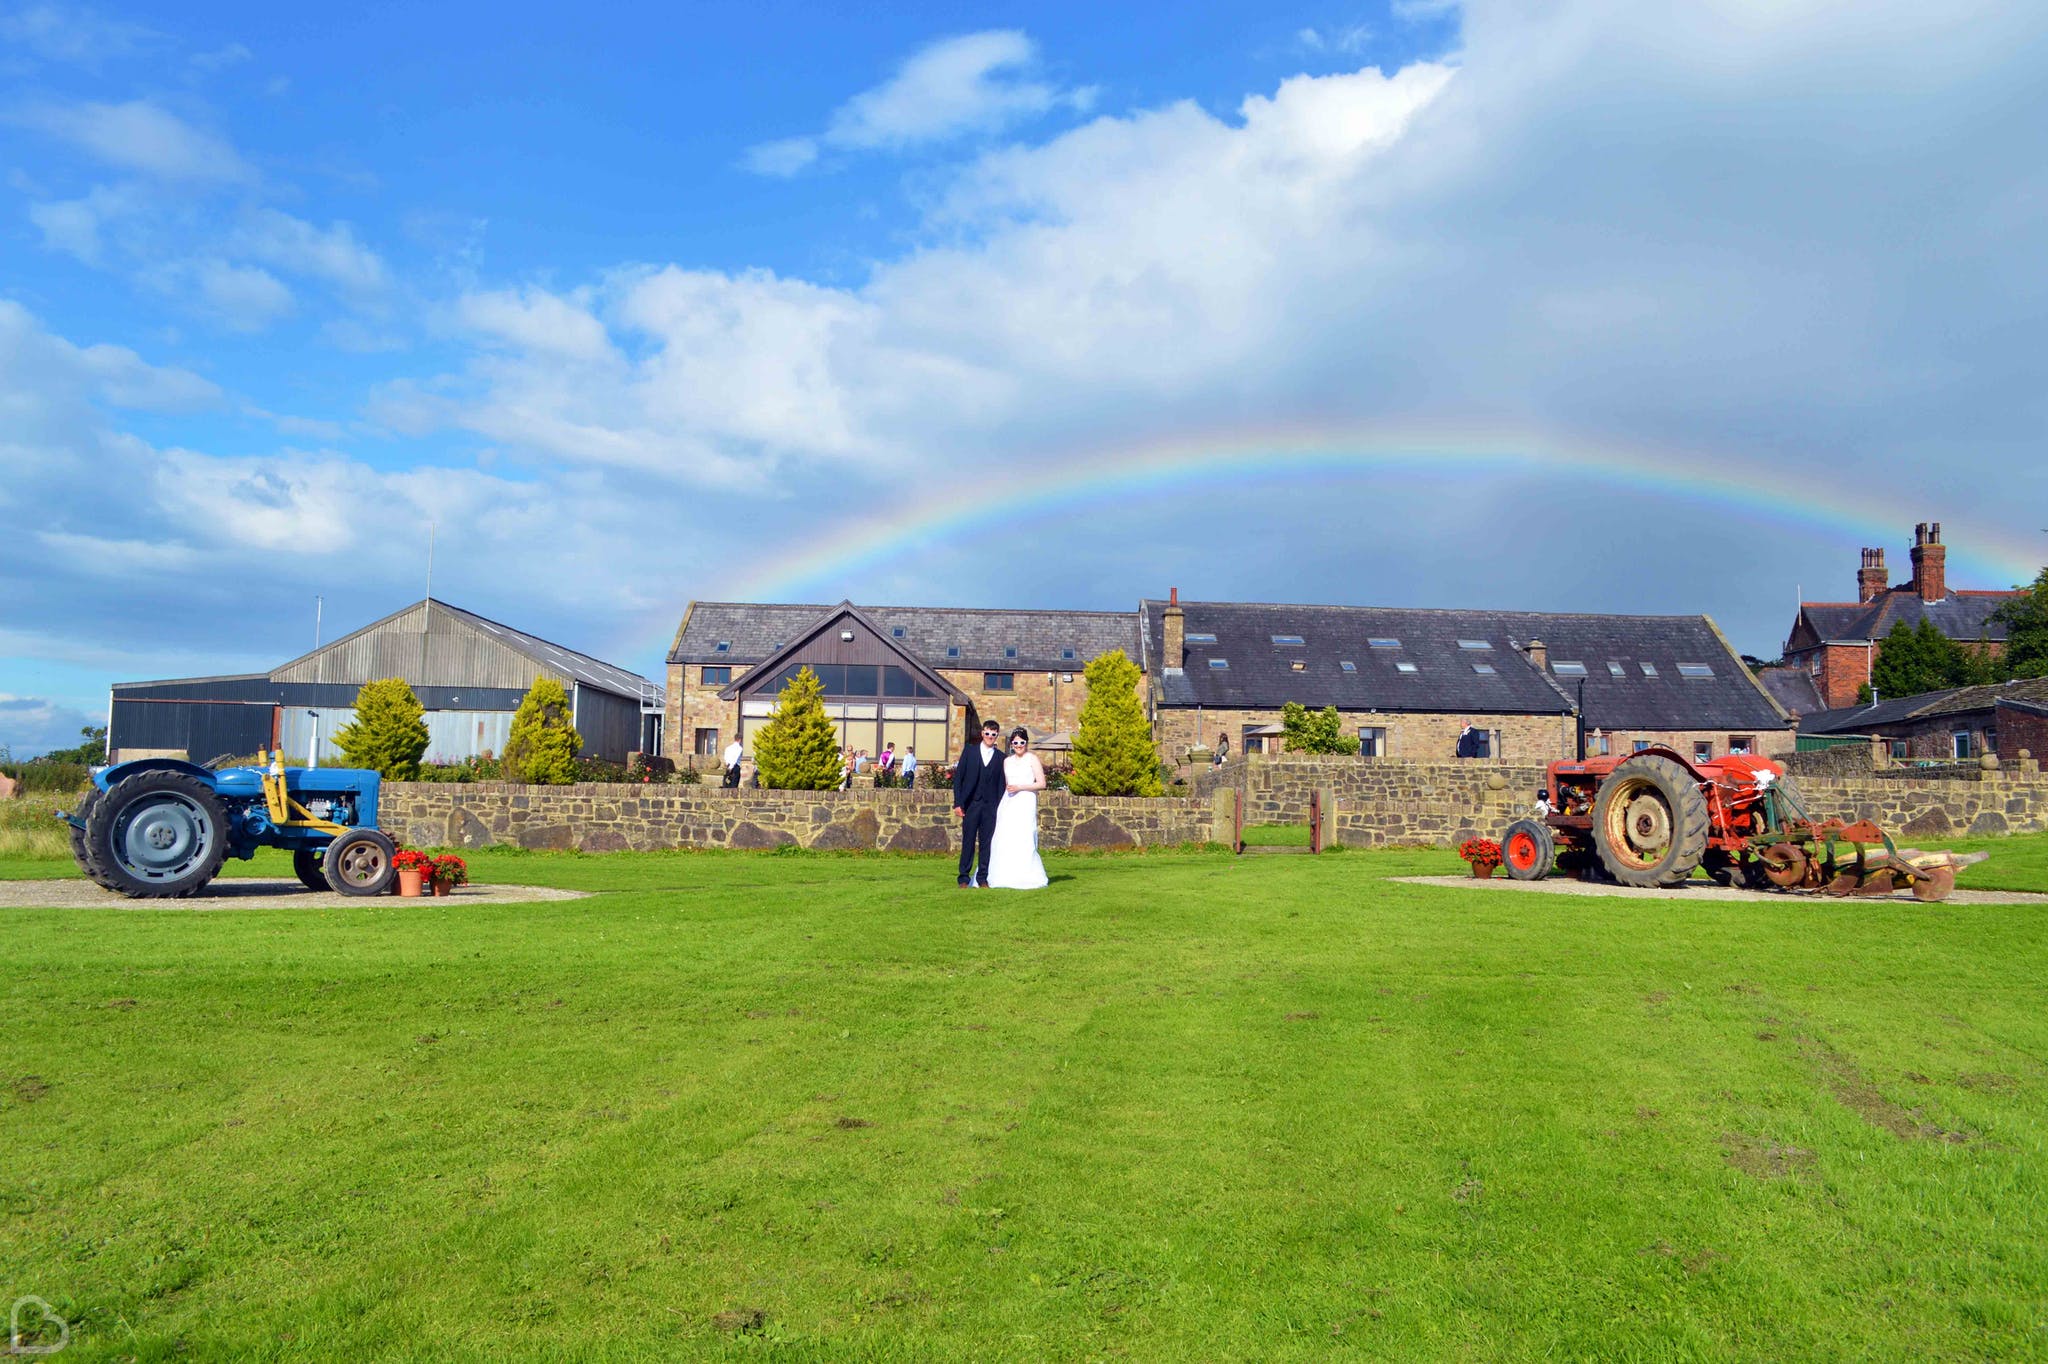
[0,3,150,64]
[191,259,294,329]
[745,29,1092,174]
[15,98,253,182]
[26,181,137,261]
[1297,23,1375,54]
[453,286,614,362]
[187,41,251,77]
[0,692,97,759]
[741,136,818,178]
[233,208,390,296]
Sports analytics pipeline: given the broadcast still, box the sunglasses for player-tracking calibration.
[1010,738,1027,746]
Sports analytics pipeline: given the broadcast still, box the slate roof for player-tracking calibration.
[1754,665,1824,717]
[1798,676,2048,734]
[1787,590,2019,652]
[1140,600,1787,730]
[671,601,1139,671]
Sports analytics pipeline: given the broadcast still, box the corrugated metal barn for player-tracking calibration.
[110,599,664,766]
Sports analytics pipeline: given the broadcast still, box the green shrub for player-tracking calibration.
[751,667,843,790]
[573,756,631,783]
[1069,650,1162,797]
[0,760,92,794]
[502,678,584,784]
[1280,702,1356,755]
[333,679,431,779]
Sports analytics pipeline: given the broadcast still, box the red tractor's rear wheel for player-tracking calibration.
[1501,819,1554,881]
[1591,755,1711,888]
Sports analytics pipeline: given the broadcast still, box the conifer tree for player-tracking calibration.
[1069,650,1162,796]
[333,678,430,778]
[1281,701,1354,754]
[502,677,584,784]
[751,666,844,790]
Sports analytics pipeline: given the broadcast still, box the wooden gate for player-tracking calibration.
[1309,787,1323,854]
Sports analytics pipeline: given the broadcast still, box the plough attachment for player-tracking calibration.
[1752,819,1987,902]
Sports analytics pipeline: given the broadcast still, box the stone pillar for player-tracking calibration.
[1316,786,1336,850]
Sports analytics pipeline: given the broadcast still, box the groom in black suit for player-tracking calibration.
[952,719,1007,888]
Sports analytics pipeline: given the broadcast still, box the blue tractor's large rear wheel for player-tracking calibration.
[69,788,124,891]
[85,769,229,899]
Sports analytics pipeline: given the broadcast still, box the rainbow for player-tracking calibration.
[607,421,2043,667]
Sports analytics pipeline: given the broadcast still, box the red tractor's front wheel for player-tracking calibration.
[1501,819,1554,881]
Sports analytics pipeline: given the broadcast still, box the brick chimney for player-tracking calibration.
[1525,638,1548,671]
[1857,547,1888,603]
[1909,522,1946,602]
[1162,588,1184,669]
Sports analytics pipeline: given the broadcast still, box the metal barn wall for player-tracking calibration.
[574,686,642,764]
[274,707,516,766]
[110,699,276,763]
[271,601,566,691]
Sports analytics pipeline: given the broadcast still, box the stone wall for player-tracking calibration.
[1797,770,2048,839]
[376,758,2048,857]
[379,782,1214,854]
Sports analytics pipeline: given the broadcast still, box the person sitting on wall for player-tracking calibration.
[1214,734,1230,766]
[722,736,744,789]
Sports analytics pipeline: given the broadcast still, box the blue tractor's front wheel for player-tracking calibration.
[86,770,229,898]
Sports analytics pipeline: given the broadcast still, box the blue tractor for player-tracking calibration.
[59,753,396,899]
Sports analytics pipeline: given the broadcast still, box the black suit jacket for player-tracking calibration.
[952,742,1007,809]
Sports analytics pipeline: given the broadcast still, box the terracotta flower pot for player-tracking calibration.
[432,881,452,897]
[1469,862,1497,879]
[397,868,424,897]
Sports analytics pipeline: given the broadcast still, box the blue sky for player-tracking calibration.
[2,0,2045,755]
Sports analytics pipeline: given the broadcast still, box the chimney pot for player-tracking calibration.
[1909,521,1947,601]
[1162,590,1185,669]
[1526,638,1549,670]
[1857,546,1888,603]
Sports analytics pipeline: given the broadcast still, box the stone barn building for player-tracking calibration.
[666,600,1141,765]
[1142,597,1793,763]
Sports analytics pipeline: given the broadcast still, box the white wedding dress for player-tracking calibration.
[987,755,1048,889]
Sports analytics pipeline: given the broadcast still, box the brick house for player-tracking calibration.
[666,600,1141,766]
[1799,675,2048,761]
[1141,596,1793,763]
[1782,523,2023,709]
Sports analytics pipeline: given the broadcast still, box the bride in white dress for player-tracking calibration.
[986,727,1049,890]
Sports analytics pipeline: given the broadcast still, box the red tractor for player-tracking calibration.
[1498,746,1976,901]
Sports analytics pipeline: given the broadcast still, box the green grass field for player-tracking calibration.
[2,834,2046,1360]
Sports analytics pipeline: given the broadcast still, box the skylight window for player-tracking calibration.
[1004,647,1017,659]
[1340,660,1357,672]
[946,646,960,659]
[1368,638,1402,649]
[1458,639,1494,651]
[891,627,905,638]
[1290,660,1306,672]
[1608,662,1626,677]
[1553,661,1588,676]
[1677,663,1715,678]
[715,641,731,653]
[1472,663,1497,674]
[1640,662,1659,677]
[1186,632,1217,643]
[1061,648,1075,660]
[1209,658,1229,669]
[1271,635,1305,647]
[1395,661,1420,674]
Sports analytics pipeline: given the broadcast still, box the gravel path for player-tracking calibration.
[0,879,591,910]
[1392,875,2047,906]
